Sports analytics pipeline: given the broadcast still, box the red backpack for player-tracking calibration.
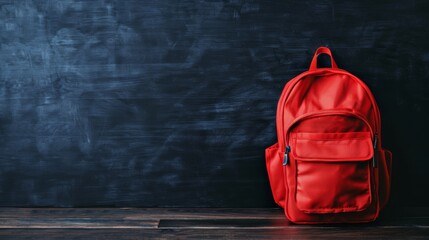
[265,47,392,224]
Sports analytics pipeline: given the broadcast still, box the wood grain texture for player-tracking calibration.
[1,229,429,240]
[0,0,428,207]
[0,208,428,239]
[0,207,285,220]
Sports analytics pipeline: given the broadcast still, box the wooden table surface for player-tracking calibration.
[0,208,428,239]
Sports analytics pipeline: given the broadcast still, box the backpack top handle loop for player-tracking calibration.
[309,47,338,70]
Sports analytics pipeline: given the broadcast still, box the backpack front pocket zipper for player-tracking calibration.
[282,109,377,165]
[283,145,291,166]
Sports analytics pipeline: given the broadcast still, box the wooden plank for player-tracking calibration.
[1,207,429,222]
[0,218,157,229]
[158,219,290,229]
[157,216,429,229]
[1,228,429,240]
[0,208,428,239]
[1,208,429,228]
[2,207,429,220]
[159,218,429,229]
[0,208,285,220]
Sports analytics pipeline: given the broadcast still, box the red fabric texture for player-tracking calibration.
[265,47,392,224]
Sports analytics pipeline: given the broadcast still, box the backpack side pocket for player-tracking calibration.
[265,143,286,208]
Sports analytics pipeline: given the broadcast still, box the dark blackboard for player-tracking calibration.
[0,0,428,208]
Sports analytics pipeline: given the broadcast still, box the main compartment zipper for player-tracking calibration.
[277,69,382,152]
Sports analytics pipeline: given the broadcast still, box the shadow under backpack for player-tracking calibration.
[265,47,392,224]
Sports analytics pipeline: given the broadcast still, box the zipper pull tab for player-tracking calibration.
[372,134,378,168]
[283,146,291,166]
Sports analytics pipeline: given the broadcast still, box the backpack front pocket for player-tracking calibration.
[291,132,374,214]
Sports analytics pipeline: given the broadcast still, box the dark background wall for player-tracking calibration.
[0,0,428,208]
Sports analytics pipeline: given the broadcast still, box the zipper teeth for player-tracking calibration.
[278,68,380,148]
[284,110,375,147]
